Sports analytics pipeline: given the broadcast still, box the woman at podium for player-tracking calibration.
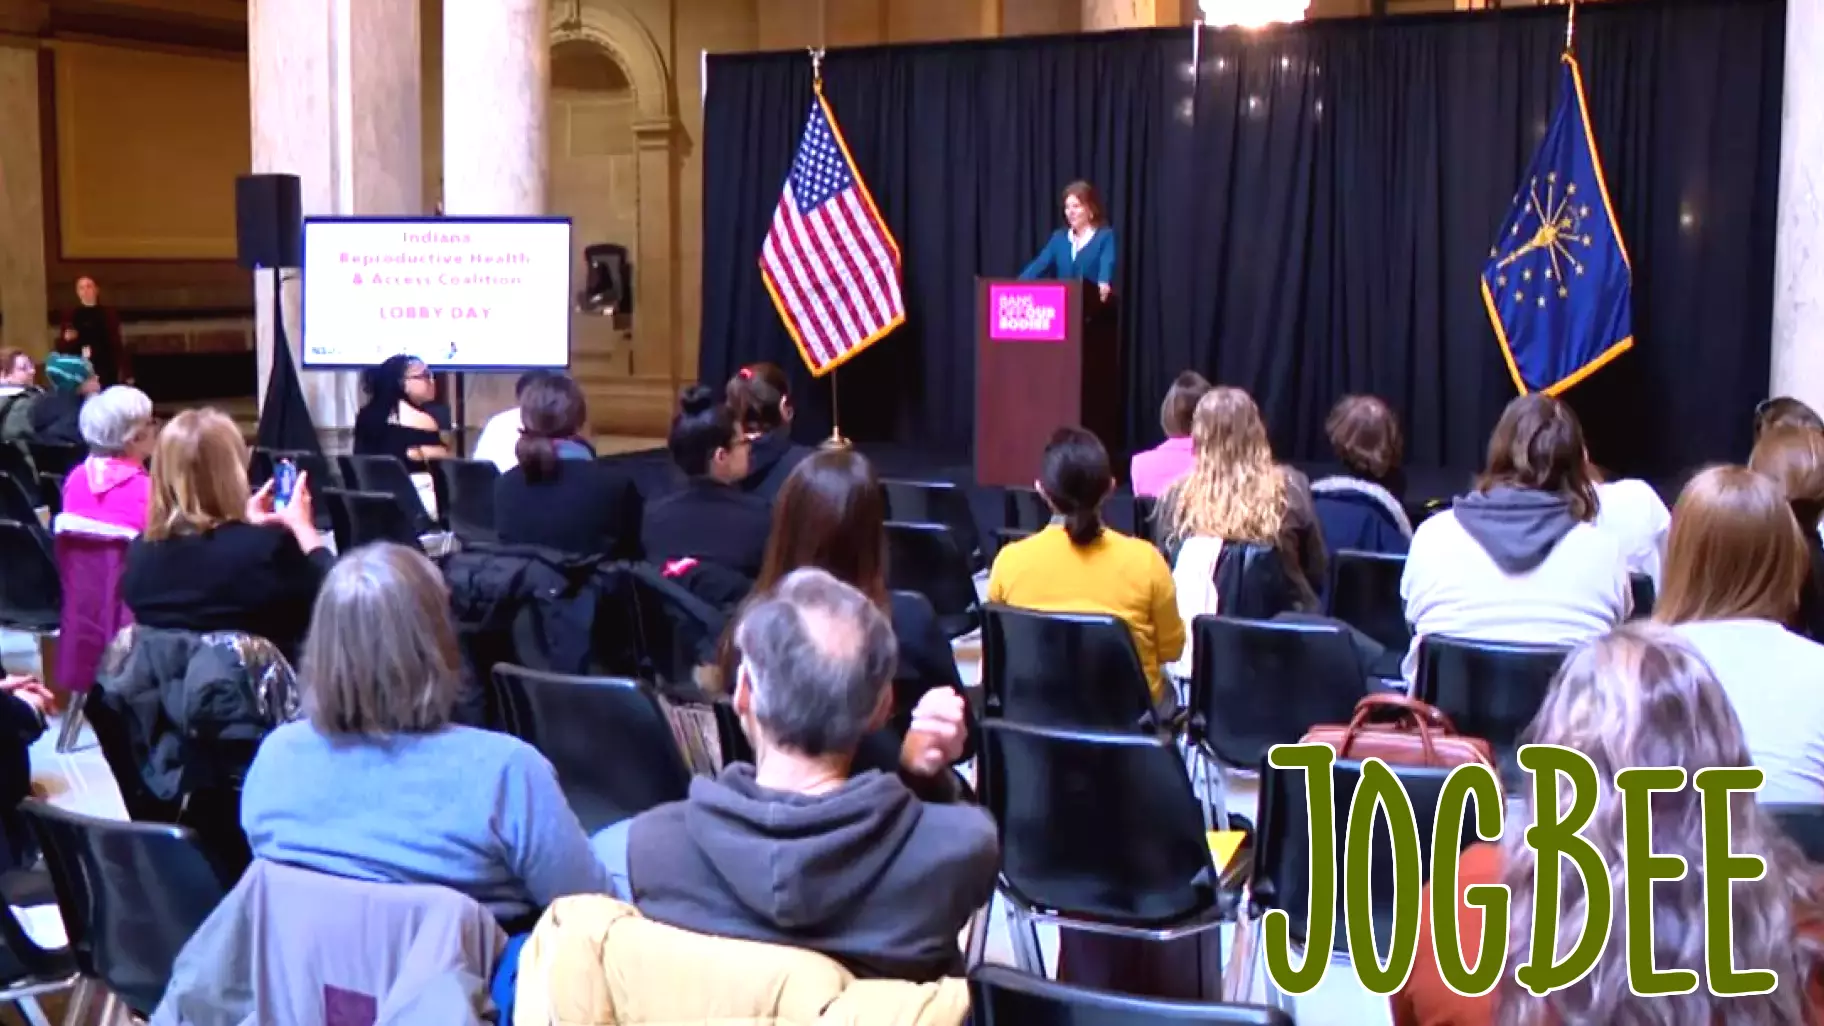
[1018,180,1116,302]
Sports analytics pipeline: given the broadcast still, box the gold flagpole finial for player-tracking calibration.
[1564,0,1577,53]
[809,47,826,87]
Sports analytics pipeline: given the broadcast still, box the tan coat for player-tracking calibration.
[514,895,970,1026]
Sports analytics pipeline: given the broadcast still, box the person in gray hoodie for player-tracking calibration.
[593,567,998,982]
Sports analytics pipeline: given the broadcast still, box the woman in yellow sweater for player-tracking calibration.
[987,427,1184,709]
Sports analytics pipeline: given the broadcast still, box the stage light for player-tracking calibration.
[1199,0,1310,29]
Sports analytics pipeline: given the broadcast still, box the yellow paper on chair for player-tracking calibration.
[1207,830,1246,870]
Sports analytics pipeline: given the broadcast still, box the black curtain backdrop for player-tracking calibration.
[699,0,1784,478]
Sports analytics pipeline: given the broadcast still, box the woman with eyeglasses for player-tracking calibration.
[642,385,772,583]
[353,354,451,470]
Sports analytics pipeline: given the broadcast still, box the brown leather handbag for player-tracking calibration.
[1301,694,1495,770]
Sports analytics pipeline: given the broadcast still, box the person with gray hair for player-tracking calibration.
[59,384,154,533]
[593,567,999,981]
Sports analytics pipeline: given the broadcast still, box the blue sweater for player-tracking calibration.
[240,721,606,922]
[1019,226,1118,285]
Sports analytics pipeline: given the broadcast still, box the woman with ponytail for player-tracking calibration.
[642,384,773,580]
[988,427,1183,709]
[725,362,812,500]
[493,373,641,558]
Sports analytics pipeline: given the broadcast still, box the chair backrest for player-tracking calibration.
[1325,550,1411,654]
[881,478,984,572]
[1629,572,1656,620]
[1212,541,1299,621]
[623,562,729,687]
[1415,635,1570,768]
[343,454,434,532]
[27,441,83,478]
[1002,487,1051,532]
[489,665,693,833]
[0,519,60,632]
[324,488,421,551]
[979,721,1216,926]
[54,530,134,692]
[1190,616,1368,768]
[990,526,1034,560]
[1251,757,1483,956]
[883,520,980,636]
[981,603,1157,731]
[1768,803,1824,863]
[969,965,1292,1026]
[274,450,336,530]
[434,458,500,545]
[0,470,40,525]
[22,799,229,1015]
[1132,494,1161,543]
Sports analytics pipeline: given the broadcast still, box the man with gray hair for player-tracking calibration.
[594,567,997,981]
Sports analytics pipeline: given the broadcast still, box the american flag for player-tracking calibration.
[759,90,904,376]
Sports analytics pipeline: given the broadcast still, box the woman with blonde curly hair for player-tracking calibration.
[1394,621,1824,1026]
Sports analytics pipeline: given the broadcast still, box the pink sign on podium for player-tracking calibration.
[987,282,1070,342]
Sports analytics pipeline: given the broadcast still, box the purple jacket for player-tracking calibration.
[54,529,134,694]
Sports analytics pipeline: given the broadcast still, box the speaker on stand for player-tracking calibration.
[235,174,315,451]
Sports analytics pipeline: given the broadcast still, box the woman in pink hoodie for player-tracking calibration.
[1129,370,1210,498]
[60,385,154,534]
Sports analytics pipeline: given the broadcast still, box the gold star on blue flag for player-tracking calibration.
[1481,53,1633,396]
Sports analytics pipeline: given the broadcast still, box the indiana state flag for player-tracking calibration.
[1481,53,1633,396]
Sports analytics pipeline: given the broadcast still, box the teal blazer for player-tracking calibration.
[1019,227,1117,286]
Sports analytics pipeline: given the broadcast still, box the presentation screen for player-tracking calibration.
[300,217,572,370]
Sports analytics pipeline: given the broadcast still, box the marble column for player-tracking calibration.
[0,39,47,358]
[1773,0,1824,410]
[632,119,680,391]
[250,0,423,449]
[443,0,549,429]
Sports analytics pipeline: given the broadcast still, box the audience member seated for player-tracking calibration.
[0,674,50,872]
[59,384,154,534]
[1129,370,1209,499]
[1400,394,1629,682]
[0,347,40,446]
[494,373,641,559]
[727,362,812,500]
[1311,394,1412,555]
[1394,623,1824,1026]
[1588,456,1671,589]
[729,449,970,792]
[122,409,332,662]
[1750,425,1824,642]
[642,385,771,584]
[471,370,544,472]
[1654,465,1824,803]
[241,542,605,926]
[1755,395,1824,444]
[353,354,451,475]
[596,568,998,981]
[26,353,96,449]
[991,427,1183,709]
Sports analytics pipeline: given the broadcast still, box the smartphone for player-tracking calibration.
[273,459,298,511]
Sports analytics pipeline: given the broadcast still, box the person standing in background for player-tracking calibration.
[1019,180,1118,303]
[58,277,130,387]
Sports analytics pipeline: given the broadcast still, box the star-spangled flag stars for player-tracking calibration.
[759,87,905,376]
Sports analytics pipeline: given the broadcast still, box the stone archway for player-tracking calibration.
[549,0,681,433]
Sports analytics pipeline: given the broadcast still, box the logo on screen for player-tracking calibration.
[989,284,1068,342]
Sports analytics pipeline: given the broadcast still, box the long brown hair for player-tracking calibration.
[754,449,888,606]
[1749,425,1824,531]
[1655,465,1809,626]
[1497,622,1824,1026]
[1160,386,1287,547]
[1476,393,1598,521]
[145,408,251,542]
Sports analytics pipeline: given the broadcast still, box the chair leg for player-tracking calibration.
[54,691,88,754]
[19,997,52,1026]
[59,979,93,1026]
[1008,906,1045,977]
[98,992,123,1026]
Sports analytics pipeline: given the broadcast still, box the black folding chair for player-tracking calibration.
[1768,803,1824,863]
[321,487,421,552]
[433,458,500,545]
[0,520,60,634]
[969,965,1292,1026]
[991,527,1034,560]
[271,449,337,531]
[0,866,78,1026]
[978,721,1225,979]
[884,520,981,639]
[22,800,232,1018]
[1325,550,1410,656]
[1629,572,1656,620]
[0,444,35,505]
[1188,616,1369,829]
[1002,487,1051,532]
[1132,494,1162,545]
[981,603,1160,733]
[0,474,43,534]
[340,453,436,533]
[623,562,729,689]
[489,665,693,833]
[881,478,986,573]
[1247,757,1485,1011]
[1414,635,1569,774]
[25,443,81,479]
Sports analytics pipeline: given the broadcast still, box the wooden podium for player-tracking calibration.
[974,277,1121,488]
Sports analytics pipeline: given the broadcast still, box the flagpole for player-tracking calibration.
[1564,0,1576,53]
[804,41,851,452]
